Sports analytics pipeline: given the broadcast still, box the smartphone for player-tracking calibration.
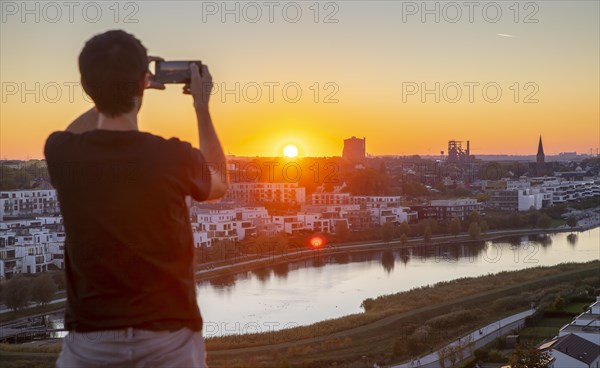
[155,60,202,84]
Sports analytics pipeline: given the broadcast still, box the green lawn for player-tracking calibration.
[560,302,589,314]
[520,317,572,342]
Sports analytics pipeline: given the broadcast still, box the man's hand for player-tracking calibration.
[183,63,213,111]
[145,56,166,90]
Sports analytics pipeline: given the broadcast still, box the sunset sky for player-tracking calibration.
[1,1,598,159]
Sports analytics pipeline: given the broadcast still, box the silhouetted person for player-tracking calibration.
[45,30,227,367]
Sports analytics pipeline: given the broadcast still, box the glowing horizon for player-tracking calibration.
[1,1,598,160]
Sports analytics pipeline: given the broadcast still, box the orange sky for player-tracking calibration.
[1,1,598,159]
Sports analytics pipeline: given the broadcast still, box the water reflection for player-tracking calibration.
[272,263,289,278]
[399,248,410,265]
[208,271,237,289]
[333,252,350,264]
[195,228,599,336]
[251,267,271,282]
[381,251,395,273]
[537,234,553,248]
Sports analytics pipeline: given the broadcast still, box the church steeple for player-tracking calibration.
[536,135,545,163]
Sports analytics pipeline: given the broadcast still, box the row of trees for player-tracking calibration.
[0,274,58,311]
[378,209,562,244]
[196,205,578,265]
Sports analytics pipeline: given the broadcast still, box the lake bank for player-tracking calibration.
[5,261,598,368]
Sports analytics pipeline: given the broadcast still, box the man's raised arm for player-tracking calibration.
[189,63,228,200]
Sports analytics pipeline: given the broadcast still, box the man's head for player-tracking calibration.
[79,30,148,117]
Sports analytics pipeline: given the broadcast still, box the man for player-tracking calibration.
[44,30,227,367]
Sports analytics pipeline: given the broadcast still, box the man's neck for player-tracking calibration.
[97,111,139,131]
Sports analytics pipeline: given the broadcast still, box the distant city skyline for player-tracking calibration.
[1,1,598,159]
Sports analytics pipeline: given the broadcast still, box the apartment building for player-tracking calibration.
[224,182,306,204]
[487,177,599,211]
[412,198,482,223]
[0,217,65,278]
[0,190,60,220]
[192,208,257,245]
[310,192,352,205]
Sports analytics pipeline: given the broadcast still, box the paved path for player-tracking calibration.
[390,309,535,368]
[0,297,66,315]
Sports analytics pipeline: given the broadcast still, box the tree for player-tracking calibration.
[31,274,57,305]
[468,222,481,240]
[423,226,432,242]
[335,221,350,242]
[536,214,552,229]
[450,218,461,236]
[566,215,578,229]
[468,211,480,224]
[3,276,31,311]
[508,212,521,228]
[399,221,411,237]
[381,222,395,243]
[553,295,565,310]
[508,343,552,368]
[528,211,540,228]
[400,233,408,246]
[480,220,489,233]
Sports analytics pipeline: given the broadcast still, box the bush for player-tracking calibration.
[3,276,31,311]
[536,214,552,229]
[361,298,375,312]
[426,309,477,330]
[474,348,488,361]
[31,274,58,305]
[487,349,504,363]
[492,295,525,311]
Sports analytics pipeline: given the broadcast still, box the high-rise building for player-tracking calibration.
[342,136,366,161]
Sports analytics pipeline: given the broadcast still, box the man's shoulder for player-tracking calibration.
[44,131,75,159]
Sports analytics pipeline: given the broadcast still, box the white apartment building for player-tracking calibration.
[0,218,65,278]
[234,207,270,222]
[541,179,600,204]
[297,213,331,233]
[191,207,258,247]
[391,207,419,224]
[272,215,305,235]
[1,190,60,220]
[487,177,599,211]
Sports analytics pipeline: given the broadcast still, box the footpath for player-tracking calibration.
[390,309,535,368]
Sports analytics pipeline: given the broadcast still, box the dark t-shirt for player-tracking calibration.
[44,129,210,332]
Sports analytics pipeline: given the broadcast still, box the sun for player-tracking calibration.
[283,144,299,158]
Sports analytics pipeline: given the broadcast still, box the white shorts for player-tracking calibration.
[56,327,208,368]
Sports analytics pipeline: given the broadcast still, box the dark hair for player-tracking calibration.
[79,30,148,117]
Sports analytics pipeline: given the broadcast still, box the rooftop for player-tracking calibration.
[553,333,600,365]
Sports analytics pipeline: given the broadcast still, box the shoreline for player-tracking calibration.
[1,225,596,332]
[195,224,599,282]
